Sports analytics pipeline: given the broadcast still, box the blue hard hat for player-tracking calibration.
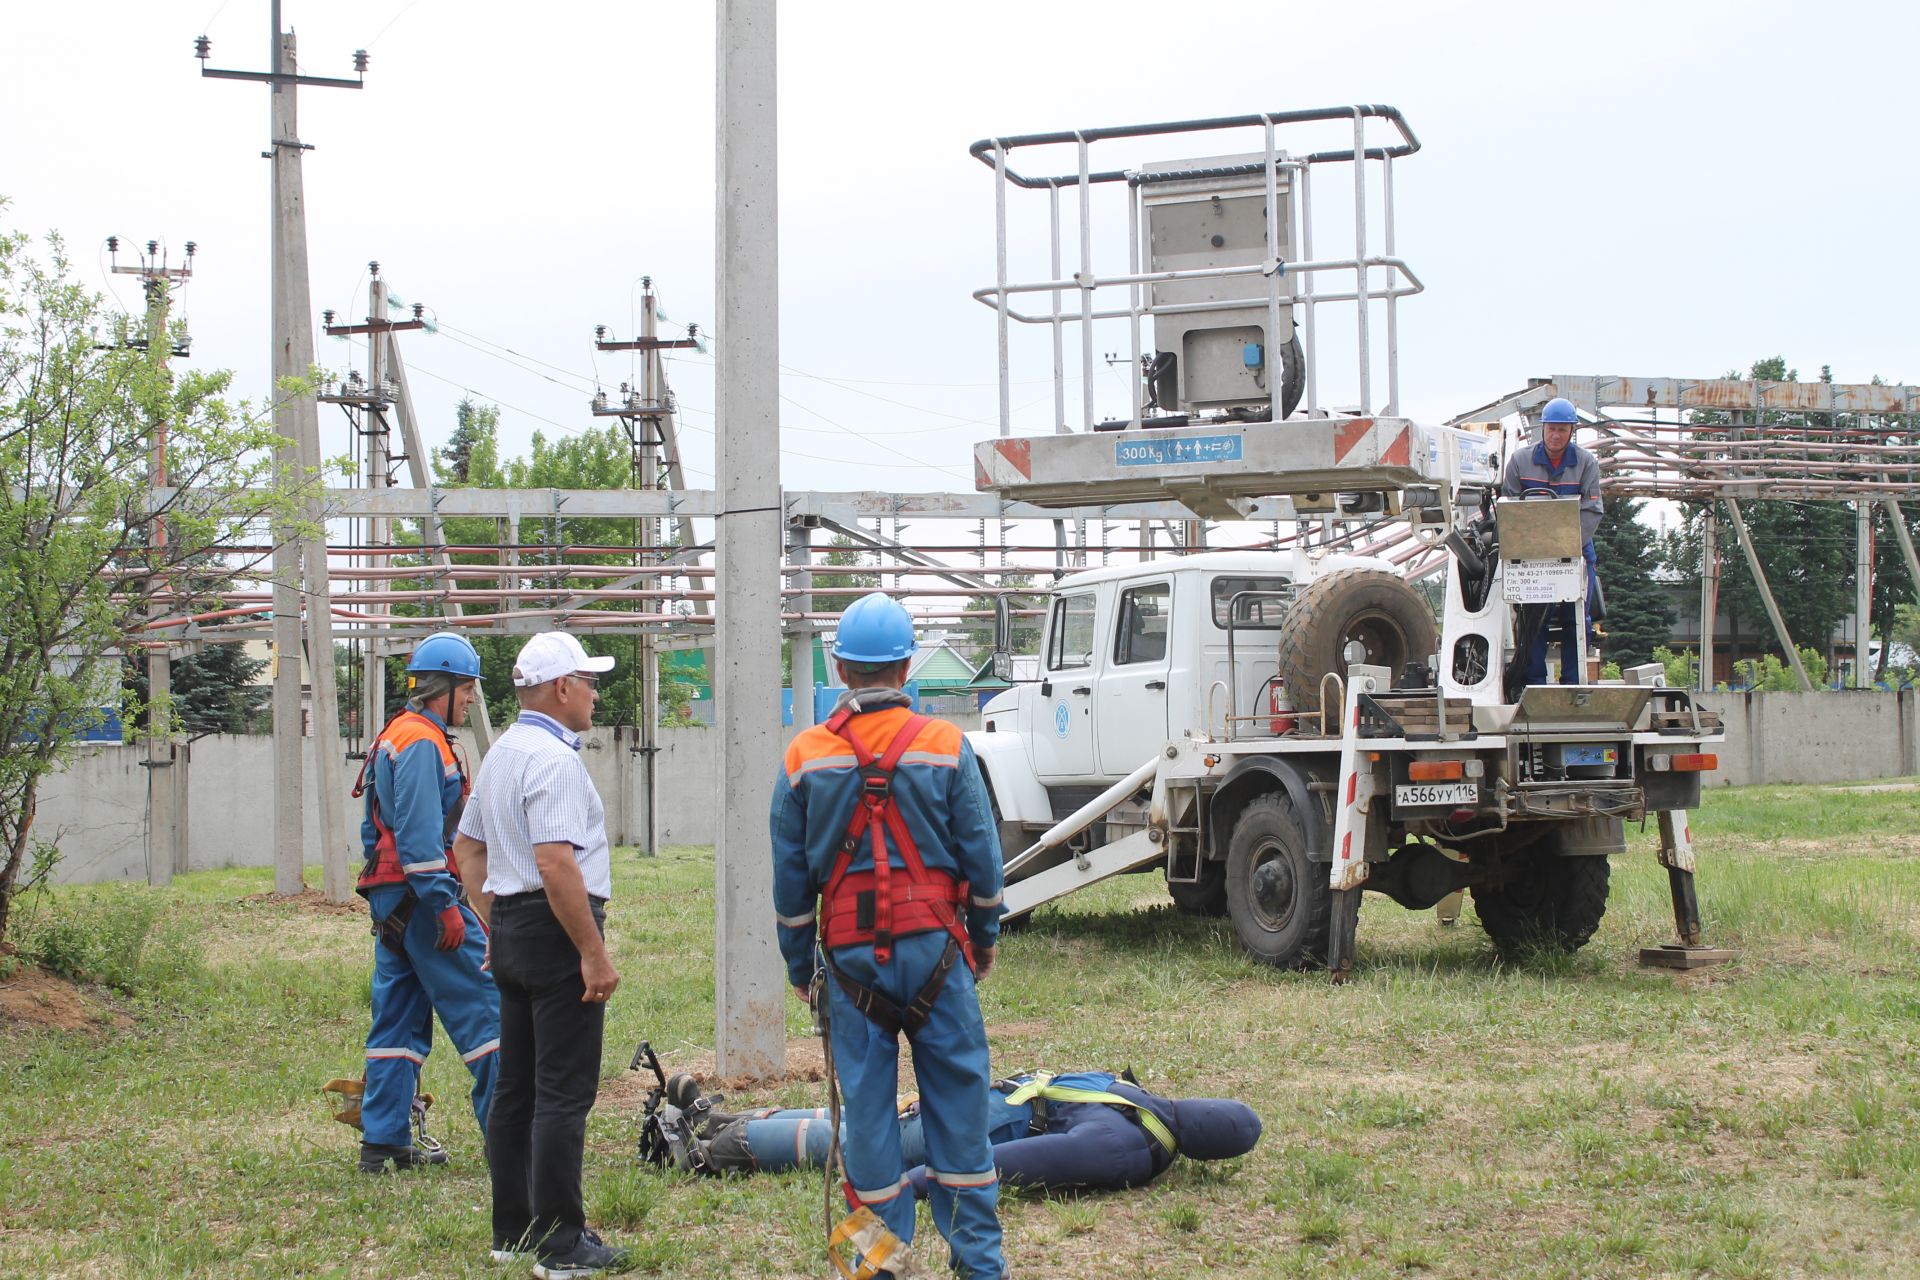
[832,593,917,664]
[1542,397,1578,425]
[407,632,483,679]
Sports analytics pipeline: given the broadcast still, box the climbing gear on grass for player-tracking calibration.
[321,1076,437,1133]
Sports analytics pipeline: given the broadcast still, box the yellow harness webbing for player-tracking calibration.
[1001,1072,1178,1156]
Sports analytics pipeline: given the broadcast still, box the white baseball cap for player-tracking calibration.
[511,631,616,687]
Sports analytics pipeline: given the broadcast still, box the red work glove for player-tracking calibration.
[435,904,467,951]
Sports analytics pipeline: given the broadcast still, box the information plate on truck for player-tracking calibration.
[1502,559,1586,604]
[1394,782,1478,807]
[1114,434,1244,467]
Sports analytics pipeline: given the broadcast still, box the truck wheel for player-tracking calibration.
[1166,858,1228,917]
[1472,847,1610,957]
[1225,793,1331,967]
[1276,568,1438,716]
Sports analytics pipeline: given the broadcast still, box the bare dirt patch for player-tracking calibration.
[239,889,367,916]
[0,964,130,1032]
[986,1020,1052,1039]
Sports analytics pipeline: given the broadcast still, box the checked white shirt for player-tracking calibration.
[459,711,612,900]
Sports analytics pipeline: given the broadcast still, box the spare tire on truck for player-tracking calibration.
[1275,568,1437,717]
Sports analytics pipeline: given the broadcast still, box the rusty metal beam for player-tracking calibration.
[1722,498,1814,692]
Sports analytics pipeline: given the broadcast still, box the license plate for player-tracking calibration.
[1394,782,1478,808]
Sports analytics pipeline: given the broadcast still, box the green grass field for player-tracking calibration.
[3,780,1918,1279]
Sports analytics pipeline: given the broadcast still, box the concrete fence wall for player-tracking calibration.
[33,694,1913,885]
[1701,689,1919,787]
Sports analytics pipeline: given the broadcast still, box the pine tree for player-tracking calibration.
[127,644,271,736]
[1591,498,1673,670]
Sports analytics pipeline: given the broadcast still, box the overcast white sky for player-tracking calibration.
[6,0,1916,508]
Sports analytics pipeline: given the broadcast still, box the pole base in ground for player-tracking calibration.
[1639,943,1737,970]
[1326,887,1361,984]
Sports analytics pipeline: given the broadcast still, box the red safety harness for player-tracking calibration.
[351,709,469,897]
[819,707,974,967]
[817,706,975,1037]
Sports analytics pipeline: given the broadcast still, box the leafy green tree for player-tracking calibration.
[957,573,1042,662]
[0,219,289,946]
[1590,498,1672,670]
[1650,645,1699,689]
[812,536,879,615]
[419,409,694,727]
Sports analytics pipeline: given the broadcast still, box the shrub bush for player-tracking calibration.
[18,887,204,995]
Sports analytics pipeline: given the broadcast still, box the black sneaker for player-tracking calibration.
[357,1141,449,1173]
[532,1231,630,1279]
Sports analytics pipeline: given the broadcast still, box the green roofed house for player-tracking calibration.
[905,638,979,699]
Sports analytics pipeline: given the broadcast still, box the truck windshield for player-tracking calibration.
[1047,593,1098,671]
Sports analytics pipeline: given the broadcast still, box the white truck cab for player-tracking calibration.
[973,549,1394,795]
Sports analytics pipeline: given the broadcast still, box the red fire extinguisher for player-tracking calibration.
[1268,678,1297,736]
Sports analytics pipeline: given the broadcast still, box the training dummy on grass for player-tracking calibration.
[642,1067,1262,1194]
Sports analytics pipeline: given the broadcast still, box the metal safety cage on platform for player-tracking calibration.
[969,107,1426,439]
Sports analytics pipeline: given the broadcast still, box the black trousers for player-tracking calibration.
[487,892,606,1256]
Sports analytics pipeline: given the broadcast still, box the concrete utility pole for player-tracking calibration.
[593,283,703,855]
[1856,494,1874,687]
[713,0,786,1080]
[1723,498,1815,692]
[106,238,195,885]
[1698,503,1718,694]
[200,7,366,899]
[368,287,495,753]
[321,266,432,744]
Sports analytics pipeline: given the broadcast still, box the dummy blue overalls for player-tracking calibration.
[731,1071,1181,1195]
[355,707,500,1148]
[771,694,1006,1280]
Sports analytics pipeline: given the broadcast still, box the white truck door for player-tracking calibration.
[1096,578,1173,775]
[1031,588,1100,781]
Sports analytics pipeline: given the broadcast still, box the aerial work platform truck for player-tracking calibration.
[960,110,1726,974]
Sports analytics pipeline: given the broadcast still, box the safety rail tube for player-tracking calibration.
[1003,751,1164,878]
[973,256,1425,326]
[967,105,1421,188]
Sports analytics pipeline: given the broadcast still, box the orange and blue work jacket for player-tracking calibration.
[355,707,469,918]
[770,689,1005,990]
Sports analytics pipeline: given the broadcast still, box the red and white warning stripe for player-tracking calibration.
[1331,417,1412,468]
[973,438,1034,490]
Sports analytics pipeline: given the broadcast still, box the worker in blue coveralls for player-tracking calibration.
[1502,396,1605,685]
[771,592,1007,1280]
[352,631,500,1173]
[661,1069,1263,1195]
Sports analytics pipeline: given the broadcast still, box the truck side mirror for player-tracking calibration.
[991,595,1013,681]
